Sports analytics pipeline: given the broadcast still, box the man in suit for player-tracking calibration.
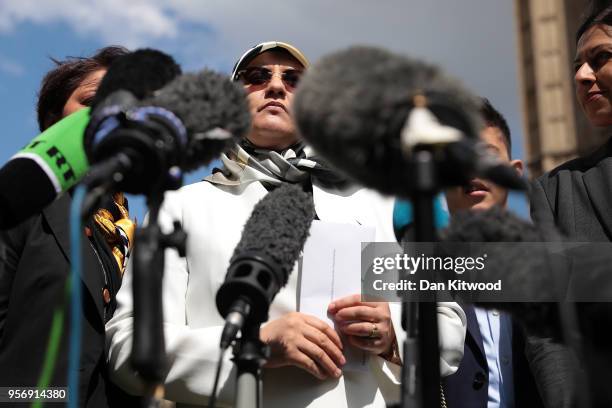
[442,99,542,408]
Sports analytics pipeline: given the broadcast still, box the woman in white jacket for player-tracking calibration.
[106,41,466,408]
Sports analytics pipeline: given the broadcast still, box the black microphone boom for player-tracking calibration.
[216,183,315,349]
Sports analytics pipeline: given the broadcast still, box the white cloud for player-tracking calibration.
[0,0,177,47]
[0,56,24,76]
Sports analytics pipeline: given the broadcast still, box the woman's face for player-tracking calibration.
[62,68,106,118]
[574,24,612,127]
[240,51,304,150]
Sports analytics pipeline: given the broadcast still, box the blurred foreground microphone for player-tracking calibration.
[444,208,612,337]
[293,46,525,197]
[0,49,181,229]
[442,208,566,339]
[83,69,251,199]
[92,49,181,109]
[216,184,314,349]
[444,208,612,408]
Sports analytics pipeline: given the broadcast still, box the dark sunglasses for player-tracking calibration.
[237,67,303,88]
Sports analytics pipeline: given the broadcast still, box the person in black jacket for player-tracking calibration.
[0,46,135,407]
[530,4,612,408]
[531,4,612,241]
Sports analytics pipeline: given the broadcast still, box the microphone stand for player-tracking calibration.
[398,139,533,408]
[232,321,268,408]
[400,148,441,408]
[79,162,185,408]
[131,188,186,408]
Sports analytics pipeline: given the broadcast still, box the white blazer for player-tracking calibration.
[106,180,466,407]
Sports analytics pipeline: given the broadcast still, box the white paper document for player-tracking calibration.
[299,220,375,372]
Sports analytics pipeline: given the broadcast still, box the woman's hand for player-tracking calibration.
[328,294,396,356]
[260,312,346,380]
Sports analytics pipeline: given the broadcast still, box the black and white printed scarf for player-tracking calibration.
[205,139,349,189]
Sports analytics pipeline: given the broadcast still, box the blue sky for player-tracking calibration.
[0,0,529,221]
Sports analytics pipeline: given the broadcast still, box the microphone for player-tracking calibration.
[92,48,181,109]
[0,49,181,229]
[216,183,315,349]
[443,207,612,331]
[441,208,572,339]
[83,69,251,197]
[441,210,588,408]
[0,109,90,229]
[443,207,550,242]
[442,208,612,408]
[293,46,525,197]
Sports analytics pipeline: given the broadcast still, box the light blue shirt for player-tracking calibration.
[474,307,515,408]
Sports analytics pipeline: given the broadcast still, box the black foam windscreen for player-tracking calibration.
[442,207,547,243]
[143,69,251,171]
[85,48,182,171]
[231,183,314,285]
[442,208,564,338]
[294,46,483,196]
[92,48,181,109]
[215,184,314,339]
[442,208,612,408]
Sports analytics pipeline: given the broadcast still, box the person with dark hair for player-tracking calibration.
[106,41,467,408]
[480,98,512,152]
[0,46,138,408]
[442,99,543,408]
[37,46,128,132]
[36,45,136,279]
[445,98,522,213]
[529,4,612,408]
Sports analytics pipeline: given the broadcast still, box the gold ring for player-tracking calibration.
[368,323,379,339]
